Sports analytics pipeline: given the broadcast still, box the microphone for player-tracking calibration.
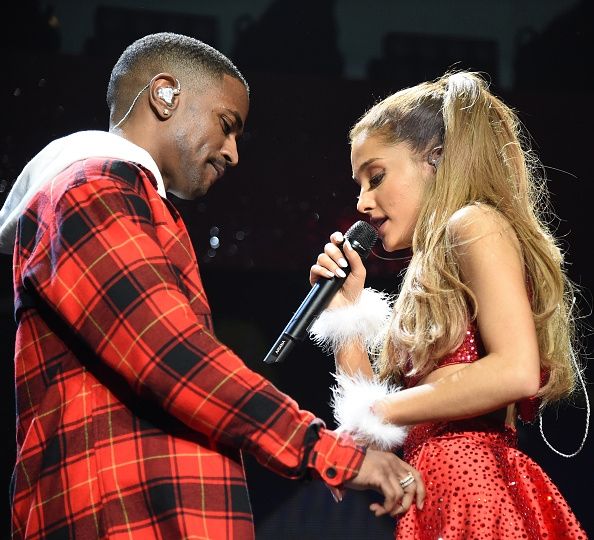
[263,220,378,364]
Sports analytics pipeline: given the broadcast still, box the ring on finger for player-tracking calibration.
[399,472,415,489]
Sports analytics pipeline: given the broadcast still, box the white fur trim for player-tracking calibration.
[331,371,408,450]
[308,288,392,353]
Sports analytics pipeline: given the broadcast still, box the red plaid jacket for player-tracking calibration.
[11,158,365,539]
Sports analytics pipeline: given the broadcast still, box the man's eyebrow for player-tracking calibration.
[353,157,381,180]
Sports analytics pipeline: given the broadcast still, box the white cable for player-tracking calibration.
[539,350,590,458]
[113,82,150,129]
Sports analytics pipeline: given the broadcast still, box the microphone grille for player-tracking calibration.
[344,220,378,260]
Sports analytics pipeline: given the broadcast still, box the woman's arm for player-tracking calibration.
[378,205,542,425]
[335,342,374,377]
[309,231,376,377]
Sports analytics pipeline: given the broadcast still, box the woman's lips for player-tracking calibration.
[371,218,388,236]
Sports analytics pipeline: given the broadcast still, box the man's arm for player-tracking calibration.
[18,160,362,487]
[18,160,426,516]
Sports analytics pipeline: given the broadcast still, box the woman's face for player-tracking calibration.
[351,132,433,251]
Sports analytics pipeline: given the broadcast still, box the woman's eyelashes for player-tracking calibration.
[369,171,385,189]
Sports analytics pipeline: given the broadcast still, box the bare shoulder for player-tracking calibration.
[447,203,520,249]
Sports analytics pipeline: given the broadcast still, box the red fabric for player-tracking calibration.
[398,327,586,538]
[396,419,587,539]
[11,158,365,539]
[403,324,486,388]
[405,323,541,422]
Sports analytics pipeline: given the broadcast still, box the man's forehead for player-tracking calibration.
[217,75,249,119]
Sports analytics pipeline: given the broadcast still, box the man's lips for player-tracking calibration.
[209,160,226,179]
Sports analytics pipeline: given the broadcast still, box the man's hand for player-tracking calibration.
[343,449,425,517]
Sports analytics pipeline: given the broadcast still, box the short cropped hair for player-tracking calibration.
[107,32,248,121]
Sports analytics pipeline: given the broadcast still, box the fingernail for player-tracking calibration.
[338,257,348,268]
[344,239,353,251]
[336,268,347,278]
[336,232,344,242]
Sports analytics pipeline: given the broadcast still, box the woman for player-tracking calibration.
[309,71,588,538]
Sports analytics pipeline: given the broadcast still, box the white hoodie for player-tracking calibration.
[0,130,166,255]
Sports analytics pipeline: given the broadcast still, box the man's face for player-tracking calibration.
[162,74,249,199]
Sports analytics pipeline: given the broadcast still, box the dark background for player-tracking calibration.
[1,1,592,538]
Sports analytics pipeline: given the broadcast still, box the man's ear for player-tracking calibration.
[149,73,181,120]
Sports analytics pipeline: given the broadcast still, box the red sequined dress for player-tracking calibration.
[395,325,587,539]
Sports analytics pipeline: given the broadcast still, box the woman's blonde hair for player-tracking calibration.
[349,71,580,404]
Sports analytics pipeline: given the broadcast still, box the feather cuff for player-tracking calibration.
[308,288,392,353]
[331,371,408,451]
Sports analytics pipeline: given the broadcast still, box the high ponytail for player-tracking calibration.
[352,71,580,404]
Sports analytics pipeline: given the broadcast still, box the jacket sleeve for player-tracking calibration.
[19,161,364,487]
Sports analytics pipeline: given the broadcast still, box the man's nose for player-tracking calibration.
[221,137,239,167]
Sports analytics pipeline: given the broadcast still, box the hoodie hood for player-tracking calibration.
[0,130,166,255]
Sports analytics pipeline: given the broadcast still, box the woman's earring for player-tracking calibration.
[163,109,170,116]
[427,145,443,172]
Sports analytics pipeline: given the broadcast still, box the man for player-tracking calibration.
[1,33,423,538]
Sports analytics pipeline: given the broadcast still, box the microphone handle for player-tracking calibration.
[263,269,348,364]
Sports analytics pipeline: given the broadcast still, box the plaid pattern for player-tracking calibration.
[11,158,365,539]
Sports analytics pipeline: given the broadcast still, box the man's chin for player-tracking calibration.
[168,181,210,200]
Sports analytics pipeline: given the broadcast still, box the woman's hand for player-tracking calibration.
[309,231,367,309]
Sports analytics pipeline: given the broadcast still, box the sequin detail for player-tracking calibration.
[405,325,541,422]
[439,326,484,367]
[396,419,587,539]
[404,325,484,389]
[396,329,586,538]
